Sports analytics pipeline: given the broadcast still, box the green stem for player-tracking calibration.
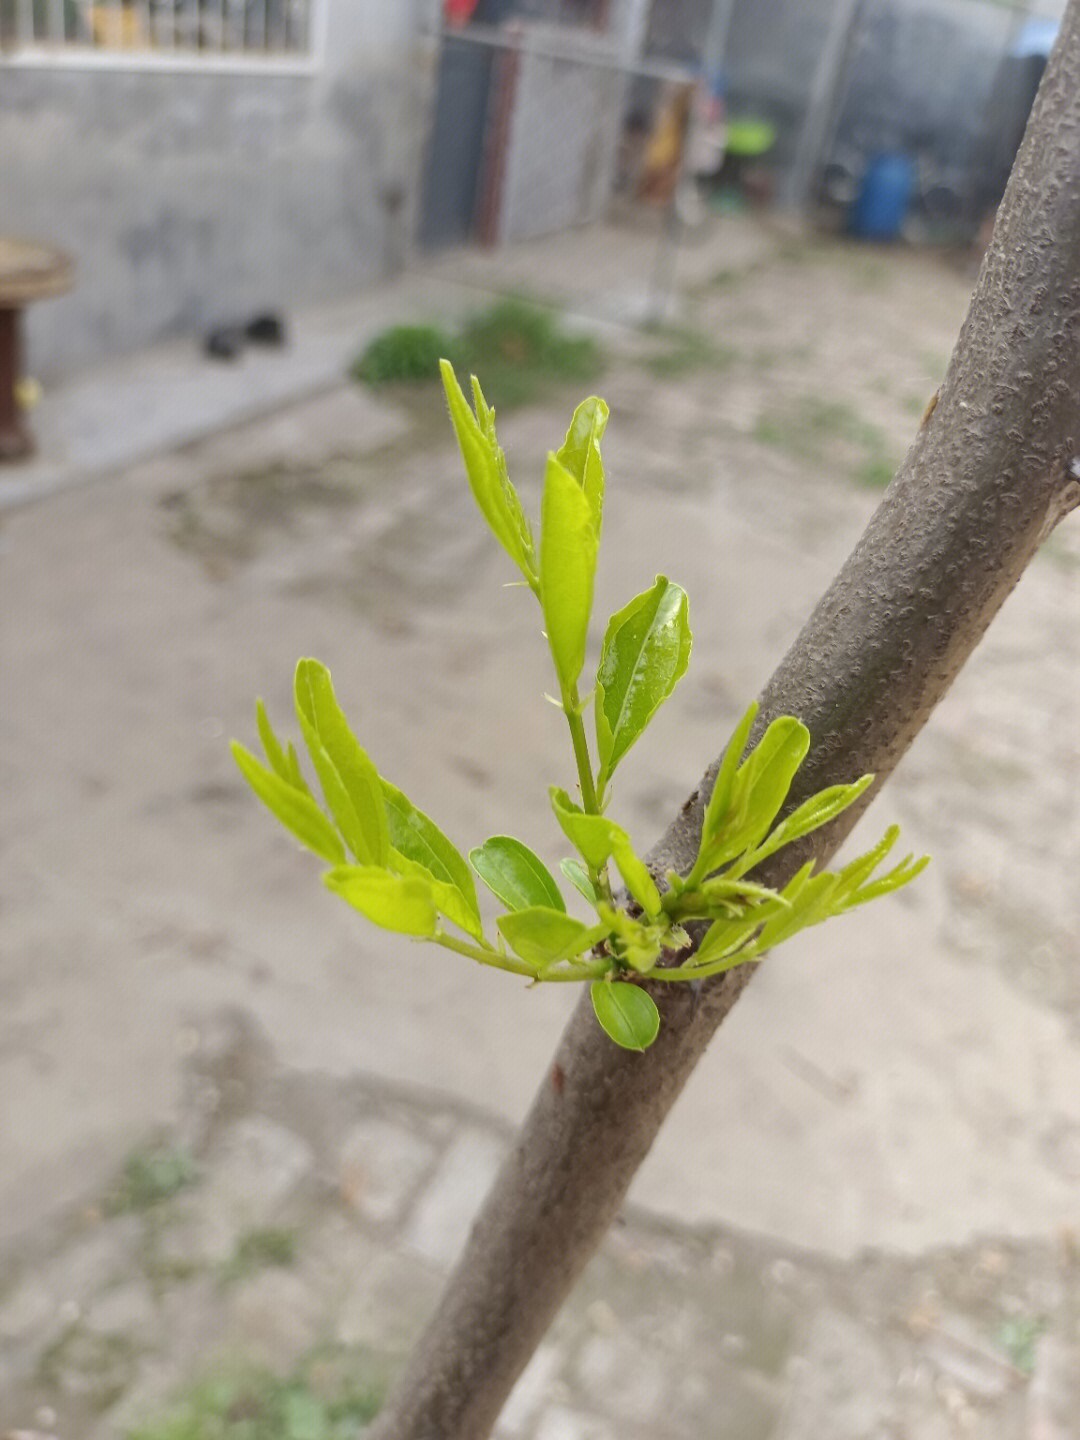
[435,932,611,983]
[435,933,536,978]
[561,682,614,907]
[563,684,599,815]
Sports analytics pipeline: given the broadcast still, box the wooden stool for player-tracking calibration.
[0,237,74,462]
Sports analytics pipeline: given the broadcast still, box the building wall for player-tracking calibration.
[0,1,424,377]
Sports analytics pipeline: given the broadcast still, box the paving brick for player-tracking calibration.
[338,1116,437,1227]
[402,1127,507,1269]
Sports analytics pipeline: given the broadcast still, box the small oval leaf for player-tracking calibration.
[590,981,660,1050]
[497,907,597,968]
[470,836,566,913]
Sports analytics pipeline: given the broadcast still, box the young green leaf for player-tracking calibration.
[496,907,599,969]
[692,910,772,968]
[842,853,930,908]
[700,703,759,858]
[540,453,599,695]
[389,850,484,940]
[699,716,810,872]
[256,699,294,784]
[728,775,874,876]
[294,659,389,866]
[595,903,667,973]
[549,789,661,916]
[440,361,536,586]
[595,576,691,786]
[560,857,599,905]
[380,777,481,929]
[470,836,565,913]
[231,742,345,865]
[590,981,660,1050]
[555,396,608,538]
[324,865,438,936]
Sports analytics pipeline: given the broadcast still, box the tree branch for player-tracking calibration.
[369,10,1080,1437]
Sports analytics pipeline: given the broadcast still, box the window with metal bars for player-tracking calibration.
[0,0,318,62]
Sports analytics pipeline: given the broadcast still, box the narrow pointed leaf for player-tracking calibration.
[497,907,597,968]
[556,396,608,536]
[470,836,565,913]
[731,776,874,875]
[693,910,771,966]
[294,659,388,865]
[698,876,789,909]
[701,703,759,853]
[702,716,811,870]
[389,850,484,940]
[834,825,901,902]
[231,742,345,865]
[757,872,842,950]
[590,981,660,1050]
[560,858,599,905]
[540,453,598,694]
[595,576,692,784]
[441,361,536,584]
[380,777,480,926]
[842,852,930,909]
[324,866,438,936]
[256,699,292,782]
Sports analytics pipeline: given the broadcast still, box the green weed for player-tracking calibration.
[126,1357,382,1440]
[107,1144,197,1214]
[754,393,898,488]
[350,299,603,410]
[350,325,452,387]
[641,325,736,378]
[221,1228,299,1286]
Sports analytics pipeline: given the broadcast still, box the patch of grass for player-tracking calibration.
[641,324,736,378]
[996,1315,1044,1375]
[453,297,603,408]
[221,1228,299,1286]
[854,453,898,488]
[349,298,604,410]
[349,325,453,387]
[39,1324,141,1414]
[107,1144,197,1215]
[754,393,899,488]
[126,1356,383,1440]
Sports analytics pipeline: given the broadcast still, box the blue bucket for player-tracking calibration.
[850,152,916,240]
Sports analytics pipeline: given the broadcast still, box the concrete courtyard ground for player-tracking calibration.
[1,216,1078,1437]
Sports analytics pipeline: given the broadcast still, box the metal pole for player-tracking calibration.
[782,0,865,210]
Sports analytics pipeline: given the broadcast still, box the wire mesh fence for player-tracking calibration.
[409,0,1064,322]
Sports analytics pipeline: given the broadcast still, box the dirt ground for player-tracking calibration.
[2,219,1079,1436]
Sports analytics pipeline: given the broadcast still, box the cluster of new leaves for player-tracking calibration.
[233,363,928,1050]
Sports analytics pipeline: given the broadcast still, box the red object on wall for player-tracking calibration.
[444,0,481,27]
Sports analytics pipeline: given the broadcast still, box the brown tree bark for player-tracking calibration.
[369,11,1080,1438]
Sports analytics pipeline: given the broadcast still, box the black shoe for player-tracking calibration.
[245,312,287,347]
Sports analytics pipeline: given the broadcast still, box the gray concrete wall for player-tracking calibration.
[0,2,424,378]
